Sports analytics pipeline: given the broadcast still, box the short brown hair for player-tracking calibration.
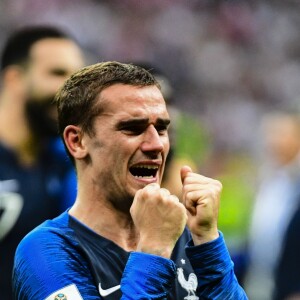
[55,61,161,163]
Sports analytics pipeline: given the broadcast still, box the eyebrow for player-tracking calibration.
[116,118,171,129]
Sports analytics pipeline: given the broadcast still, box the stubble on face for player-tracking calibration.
[87,84,170,212]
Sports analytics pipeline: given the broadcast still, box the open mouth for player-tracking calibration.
[129,165,159,179]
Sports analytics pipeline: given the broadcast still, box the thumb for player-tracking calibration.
[180,165,193,184]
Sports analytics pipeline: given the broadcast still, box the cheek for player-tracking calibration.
[42,77,65,96]
[162,136,170,154]
[27,76,54,99]
[91,139,125,168]
[97,148,126,191]
[36,71,67,95]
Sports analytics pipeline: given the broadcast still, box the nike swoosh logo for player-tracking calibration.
[99,282,121,297]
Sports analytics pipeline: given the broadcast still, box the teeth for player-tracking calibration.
[130,165,158,179]
[135,165,158,169]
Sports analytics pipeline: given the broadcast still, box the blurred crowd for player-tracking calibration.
[1,0,300,155]
[1,0,300,299]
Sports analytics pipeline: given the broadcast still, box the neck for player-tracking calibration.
[69,197,139,251]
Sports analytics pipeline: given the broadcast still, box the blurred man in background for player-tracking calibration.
[274,194,300,300]
[245,111,300,300]
[0,25,85,299]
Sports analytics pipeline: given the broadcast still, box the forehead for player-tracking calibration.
[29,38,84,71]
[99,84,169,121]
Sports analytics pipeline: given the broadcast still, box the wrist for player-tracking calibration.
[191,229,219,246]
[137,237,175,259]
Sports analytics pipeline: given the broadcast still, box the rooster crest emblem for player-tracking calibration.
[177,268,199,300]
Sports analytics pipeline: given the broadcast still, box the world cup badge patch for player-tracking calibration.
[54,294,67,300]
[45,284,83,300]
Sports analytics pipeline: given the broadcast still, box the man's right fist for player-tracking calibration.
[130,183,187,258]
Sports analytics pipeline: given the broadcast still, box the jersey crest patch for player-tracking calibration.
[177,268,199,300]
[45,284,83,300]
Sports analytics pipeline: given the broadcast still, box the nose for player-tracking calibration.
[140,125,165,154]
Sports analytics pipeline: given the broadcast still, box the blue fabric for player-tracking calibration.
[13,212,248,299]
[0,141,72,299]
[121,252,176,299]
[186,233,248,299]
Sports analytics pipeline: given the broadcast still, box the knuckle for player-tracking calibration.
[169,194,179,202]
[214,179,223,189]
[182,184,189,194]
[160,188,170,197]
[209,187,218,199]
[143,183,159,195]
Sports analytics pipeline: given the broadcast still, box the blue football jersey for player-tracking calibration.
[13,211,247,299]
[0,141,73,299]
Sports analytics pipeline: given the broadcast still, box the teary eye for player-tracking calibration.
[121,125,145,135]
[155,125,168,135]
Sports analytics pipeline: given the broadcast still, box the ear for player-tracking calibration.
[2,65,26,93]
[63,125,88,159]
[3,65,23,81]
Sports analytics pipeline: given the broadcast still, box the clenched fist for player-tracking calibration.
[130,183,187,258]
[181,166,221,245]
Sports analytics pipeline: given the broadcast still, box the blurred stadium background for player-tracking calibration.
[1,0,300,289]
